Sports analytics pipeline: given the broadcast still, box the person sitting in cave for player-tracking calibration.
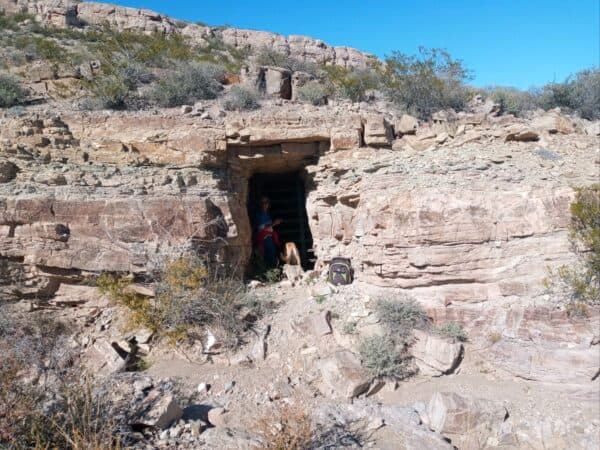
[254,196,282,268]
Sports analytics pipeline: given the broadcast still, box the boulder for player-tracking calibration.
[84,339,127,375]
[207,407,231,427]
[330,127,362,150]
[125,284,155,297]
[137,394,183,430]
[363,115,394,147]
[585,121,600,136]
[318,349,371,399]
[469,94,501,116]
[380,405,454,450]
[487,340,600,383]
[132,328,154,344]
[505,127,540,142]
[411,330,463,375]
[49,284,102,306]
[532,113,575,134]
[427,392,508,436]
[395,114,419,135]
[293,310,333,337]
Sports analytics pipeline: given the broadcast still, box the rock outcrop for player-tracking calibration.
[1,103,598,307]
[0,0,375,69]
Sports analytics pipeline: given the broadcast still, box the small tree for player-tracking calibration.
[254,47,318,75]
[383,47,471,119]
[538,69,600,120]
[550,184,600,306]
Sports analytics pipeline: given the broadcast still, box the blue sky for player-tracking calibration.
[111,0,599,89]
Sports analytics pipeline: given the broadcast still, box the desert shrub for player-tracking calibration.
[263,267,282,283]
[383,47,471,119]
[486,86,538,116]
[149,62,224,107]
[222,85,260,111]
[255,47,318,75]
[570,69,600,120]
[342,321,357,335]
[537,69,600,120]
[9,33,73,63]
[84,27,193,68]
[32,36,64,61]
[0,74,26,108]
[435,321,468,342]
[0,11,35,31]
[88,73,133,109]
[98,257,272,347]
[256,404,313,450]
[323,65,380,102]
[86,60,153,110]
[375,297,429,342]
[297,80,328,105]
[549,184,599,306]
[0,310,120,449]
[358,335,411,379]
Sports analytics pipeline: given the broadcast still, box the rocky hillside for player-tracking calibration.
[0,0,373,68]
[0,1,599,450]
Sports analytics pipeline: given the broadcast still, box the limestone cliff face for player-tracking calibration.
[1,102,598,303]
[0,0,374,69]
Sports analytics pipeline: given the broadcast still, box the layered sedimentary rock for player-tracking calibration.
[1,103,598,302]
[0,0,375,68]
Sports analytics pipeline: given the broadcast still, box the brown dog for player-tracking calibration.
[280,242,301,266]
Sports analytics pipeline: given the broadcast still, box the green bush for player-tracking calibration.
[88,72,133,109]
[254,47,318,75]
[537,69,600,120]
[323,65,380,103]
[149,62,224,107]
[0,74,26,108]
[486,86,537,116]
[357,297,426,379]
[297,80,328,105]
[358,335,411,379]
[222,85,260,111]
[0,11,35,31]
[86,59,153,110]
[85,27,193,68]
[98,257,272,347]
[383,47,471,119]
[375,297,428,342]
[435,321,468,342]
[549,184,600,305]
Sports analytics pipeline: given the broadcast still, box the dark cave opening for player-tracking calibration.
[247,171,315,271]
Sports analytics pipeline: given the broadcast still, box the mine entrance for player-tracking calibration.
[248,171,314,270]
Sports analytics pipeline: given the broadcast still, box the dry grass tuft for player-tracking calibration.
[256,404,313,450]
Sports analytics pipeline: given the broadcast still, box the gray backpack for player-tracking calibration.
[328,257,353,286]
